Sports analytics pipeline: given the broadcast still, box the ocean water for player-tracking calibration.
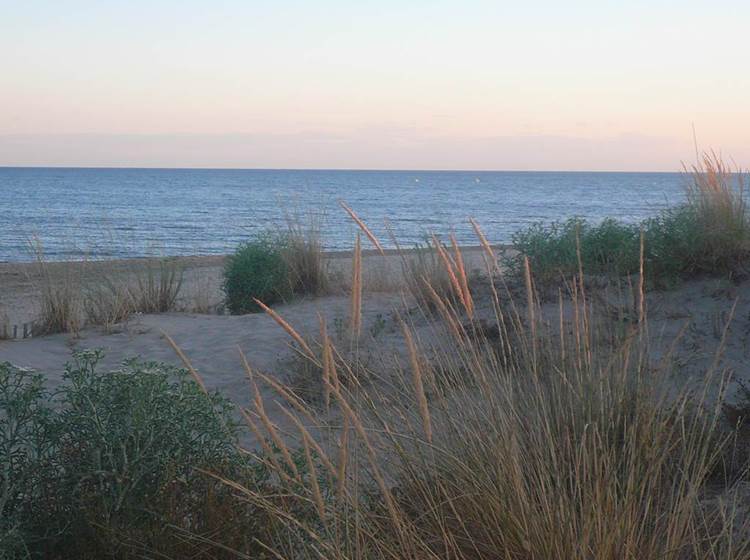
[0,167,687,262]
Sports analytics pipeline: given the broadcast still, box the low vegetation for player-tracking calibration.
[226,217,750,559]
[30,240,85,336]
[30,255,184,335]
[507,152,749,286]
[0,351,310,559]
[283,211,330,297]
[222,233,292,313]
[223,222,329,314]
[128,258,184,313]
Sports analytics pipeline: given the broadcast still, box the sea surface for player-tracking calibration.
[0,167,688,262]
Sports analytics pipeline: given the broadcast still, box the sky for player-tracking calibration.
[1,0,748,171]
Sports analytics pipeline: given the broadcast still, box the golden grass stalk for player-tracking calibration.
[301,430,327,522]
[351,233,362,338]
[247,367,301,480]
[432,235,469,313]
[254,298,316,360]
[336,410,349,502]
[402,322,432,444]
[239,347,319,428]
[449,232,474,319]
[339,201,386,255]
[162,330,208,393]
[239,407,294,485]
[276,404,337,479]
[425,281,464,342]
[523,256,538,369]
[469,217,497,269]
[319,315,335,409]
[325,379,403,534]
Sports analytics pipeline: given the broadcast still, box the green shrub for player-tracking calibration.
[508,156,749,287]
[507,217,641,284]
[0,351,302,559]
[223,234,291,314]
[0,364,58,559]
[509,203,749,287]
[52,350,245,555]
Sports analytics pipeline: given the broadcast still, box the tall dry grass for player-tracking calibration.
[30,244,184,334]
[682,151,749,272]
[397,238,453,311]
[82,275,134,333]
[29,238,85,335]
[220,211,750,559]
[282,210,330,297]
[685,150,746,226]
[128,258,184,313]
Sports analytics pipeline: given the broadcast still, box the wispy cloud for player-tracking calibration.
[0,131,699,171]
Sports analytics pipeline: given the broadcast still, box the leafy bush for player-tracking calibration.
[507,217,641,283]
[0,352,298,559]
[507,155,749,287]
[53,351,244,555]
[0,365,58,558]
[510,205,749,287]
[223,234,291,314]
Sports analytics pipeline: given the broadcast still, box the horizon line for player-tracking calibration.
[0,165,685,174]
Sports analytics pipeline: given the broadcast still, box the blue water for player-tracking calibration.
[0,167,687,262]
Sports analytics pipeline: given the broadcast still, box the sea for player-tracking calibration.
[0,167,688,262]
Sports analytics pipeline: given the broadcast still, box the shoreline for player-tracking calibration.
[0,243,507,267]
[0,245,502,332]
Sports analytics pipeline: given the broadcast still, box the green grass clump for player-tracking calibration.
[507,154,749,286]
[223,234,291,314]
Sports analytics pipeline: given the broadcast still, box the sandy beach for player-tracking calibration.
[2,246,748,407]
[0,247,496,328]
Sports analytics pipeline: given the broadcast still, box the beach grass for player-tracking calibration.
[222,203,749,559]
[30,250,185,335]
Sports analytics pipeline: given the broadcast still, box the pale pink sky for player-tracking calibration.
[2,1,748,170]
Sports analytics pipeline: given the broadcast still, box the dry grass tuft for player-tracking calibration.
[82,275,134,332]
[682,150,749,272]
[282,210,330,297]
[30,239,84,336]
[398,238,457,312]
[29,246,184,335]
[685,150,746,225]
[225,216,750,559]
[129,258,184,313]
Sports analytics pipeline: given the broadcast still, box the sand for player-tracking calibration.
[0,248,489,443]
[2,248,750,447]
[0,247,493,329]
